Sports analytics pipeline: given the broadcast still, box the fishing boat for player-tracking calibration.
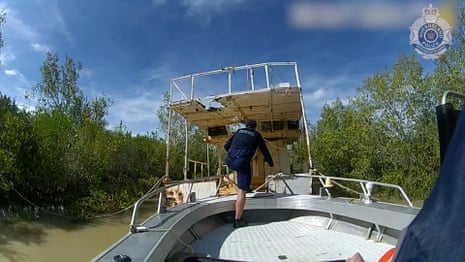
[92,62,463,262]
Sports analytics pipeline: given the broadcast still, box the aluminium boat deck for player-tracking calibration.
[94,193,418,262]
[189,217,393,262]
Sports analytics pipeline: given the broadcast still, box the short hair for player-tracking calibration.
[246,119,257,128]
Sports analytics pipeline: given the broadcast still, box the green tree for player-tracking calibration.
[311,54,439,199]
[29,110,75,203]
[31,52,109,126]
[289,135,309,173]
[0,94,35,192]
[23,53,116,216]
[354,55,438,197]
[312,99,354,177]
[433,3,465,100]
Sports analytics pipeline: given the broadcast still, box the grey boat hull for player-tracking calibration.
[93,193,418,262]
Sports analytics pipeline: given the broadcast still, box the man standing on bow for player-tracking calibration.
[224,119,275,228]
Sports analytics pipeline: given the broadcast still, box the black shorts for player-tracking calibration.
[226,156,252,190]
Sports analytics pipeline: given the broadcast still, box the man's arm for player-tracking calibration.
[257,135,274,167]
[224,134,234,152]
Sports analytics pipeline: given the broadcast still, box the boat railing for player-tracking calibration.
[437,90,465,163]
[129,174,228,233]
[130,172,414,233]
[257,173,414,207]
[441,90,465,105]
[169,62,301,104]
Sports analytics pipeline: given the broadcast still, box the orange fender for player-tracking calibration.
[378,248,395,262]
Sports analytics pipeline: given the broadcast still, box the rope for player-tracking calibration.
[11,187,75,219]
[331,180,363,196]
[317,173,386,203]
[9,178,165,220]
[315,171,363,197]
[85,204,134,219]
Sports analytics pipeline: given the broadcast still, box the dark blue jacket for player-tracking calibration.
[224,127,274,167]
[393,103,465,261]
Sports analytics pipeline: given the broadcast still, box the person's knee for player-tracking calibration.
[237,189,246,197]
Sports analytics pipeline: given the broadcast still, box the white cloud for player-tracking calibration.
[150,0,248,17]
[179,0,248,25]
[2,68,30,86]
[0,48,16,65]
[3,7,39,40]
[288,2,425,29]
[80,68,94,80]
[1,1,71,55]
[0,76,34,112]
[107,90,164,135]
[16,101,35,113]
[2,5,52,55]
[301,72,359,122]
[182,0,247,14]
[4,69,17,76]
[30,43,50,53]
[47,0,73,43]
[143,64,174,83]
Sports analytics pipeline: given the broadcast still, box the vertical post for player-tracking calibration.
[193,161,197,178]
[165,82,174,178]
[185,76,195,180]
[294,62,301,89]
[265,64,270,89]
[295,63,313,171]
[190,76,195,100]
[184,118,189,180]
[250,68,255,91]
[201,162,204,178]
[228,71,232,93]
[217,146,223,175]
[206,143,210,177]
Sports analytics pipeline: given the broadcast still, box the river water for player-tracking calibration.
[0,212,133,262]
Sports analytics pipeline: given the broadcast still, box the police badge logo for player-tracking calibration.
[410,4,452,59]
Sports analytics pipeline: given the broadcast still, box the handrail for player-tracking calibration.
[254,173,295,194]
[171,62,297,82]
[304,173,414,207]
[129,175,224,233]
[441,90,465,105]
[255,172,414,208]
[144,174,169,195]
[130,172,414,233]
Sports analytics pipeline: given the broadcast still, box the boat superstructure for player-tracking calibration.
[92,62,421,262]
[166,62,312,187]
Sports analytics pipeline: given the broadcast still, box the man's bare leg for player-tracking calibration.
[235,188,246,220]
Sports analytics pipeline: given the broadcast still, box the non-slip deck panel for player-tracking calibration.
[190,218,393,262]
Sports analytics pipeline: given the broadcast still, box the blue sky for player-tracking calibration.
[0,0,455,135]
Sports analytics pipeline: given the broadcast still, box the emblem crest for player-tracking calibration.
[409,4,452,59]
